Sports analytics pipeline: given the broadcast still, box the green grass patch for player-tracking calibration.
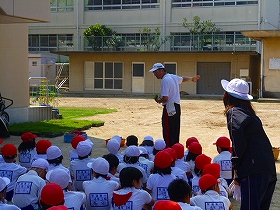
[8,107,117,137]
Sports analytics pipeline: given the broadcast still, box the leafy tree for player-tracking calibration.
[181,16,221,50]
[84,24,117,50]
[138,27,171,51]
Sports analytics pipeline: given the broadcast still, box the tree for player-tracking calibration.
[84,24,117,51]
[181,16,221,50]
[138,27,171,51]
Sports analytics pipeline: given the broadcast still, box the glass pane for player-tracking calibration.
[105,79,113,89]
[133,64,144,77]
[94,62,103,78]
[50,0,57,6]
[49,35,57,47]
[114,79,123,89]
[40,36,49,47]
[105,63,113,78]
[114,63,123,78]
[94,79,103,88]
[165,64,176,74]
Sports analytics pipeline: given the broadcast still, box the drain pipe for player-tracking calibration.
[260,40,264,98]
[163,0,166,51]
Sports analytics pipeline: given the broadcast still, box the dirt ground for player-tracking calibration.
[5,96,280,209]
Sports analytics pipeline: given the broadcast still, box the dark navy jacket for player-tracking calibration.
[226,106,276,179]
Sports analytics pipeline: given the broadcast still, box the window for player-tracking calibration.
[93,62,123,90]
[171,0,258,8]
[28,34,73,52]
[51,0,74,12]
[132,63,144,77]
[84,0,159,10]
[32,61,37,66]
[164,63,177,74]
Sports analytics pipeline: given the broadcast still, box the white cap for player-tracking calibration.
[76,139,94,157]
[46,146,62,160]
[125,145,140,157]
[0,176,10,192]
[138,146,148,155]
[221,79,253,100]
[46,168,70,189]
[107,138,120,155]
[154,139,166,150]
[149,63,165,72]
[31,158,49,170]
[143,135,154,142]
[111,135,122,143]
[87,157,109,175]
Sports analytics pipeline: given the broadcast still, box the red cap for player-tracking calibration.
[0,138,3,144]
[40,183,64,206]
[186,137,199,148]
[48,206,68,210]
[164,148,177,161]
[71,135,86,149]
[171,143,185,159]
[36,139,52,154]
[154,200,182,210]
[202,163,221,179]
[188,142,202,155]
[21,132,37,142]
[213,136,231,148]
[154,150,173,169]
[199,174,218,191]
[195,154,212,170]
[1,143,17,157]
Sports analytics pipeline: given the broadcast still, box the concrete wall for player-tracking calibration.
[67,51,256,95]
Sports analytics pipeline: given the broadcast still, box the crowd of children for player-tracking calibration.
[0,131,235,210]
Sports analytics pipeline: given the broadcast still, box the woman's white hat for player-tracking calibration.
[221,78,253,100]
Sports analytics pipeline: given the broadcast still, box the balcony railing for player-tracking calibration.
[29,33,257,53]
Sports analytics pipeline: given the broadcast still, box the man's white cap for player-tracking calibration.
[0,176,10,192]
[107,138,120,155]
[87,157,109,175]
[31,158,49,170]
[138,146,148,155]
[46,168,70,189]
[46,146,62,160]
[154,139,166,150]
[125,145,140,157]
[76,139,94,157]
[143,135,154,142]
[149,63,165,72]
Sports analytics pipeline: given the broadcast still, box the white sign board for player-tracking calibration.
[269,58,280,70]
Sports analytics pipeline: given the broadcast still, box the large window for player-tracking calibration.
[172,0,258,8]
[84,0,159,10]
[29,34,73,52]
[51,0,74,12]
[93,62,123,90]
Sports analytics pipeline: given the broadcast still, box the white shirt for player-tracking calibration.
[161,74,183,105]
[138,156,154,178]
[171,166,188,182]
[107,172,120,184]
[175,159,191,172]
[178,202,202,210]
[69,149,79,161]
[147,173,176,201]
[83,177,119,210]
[191,175,201,196]
[64,190,86,210]
[12,170,46,209]
[18,148,37,168]
[190,190,231,210]
[69,157,95,191]
[0,162,27,192]
[0,202,21,210]
[31,153,47,162]
[113,187,153,210]
[213,151,232,180]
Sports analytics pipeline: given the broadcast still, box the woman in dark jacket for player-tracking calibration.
[221,78,277,210]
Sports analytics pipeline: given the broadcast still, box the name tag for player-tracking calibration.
[205,202,225,210]
[157,187,169,200]
[15,181,32,194]
[89,193,109,207]
[76,169,92,181]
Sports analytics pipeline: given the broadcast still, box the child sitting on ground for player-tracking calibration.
[113,167,154,210]
[168,179,202,210]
